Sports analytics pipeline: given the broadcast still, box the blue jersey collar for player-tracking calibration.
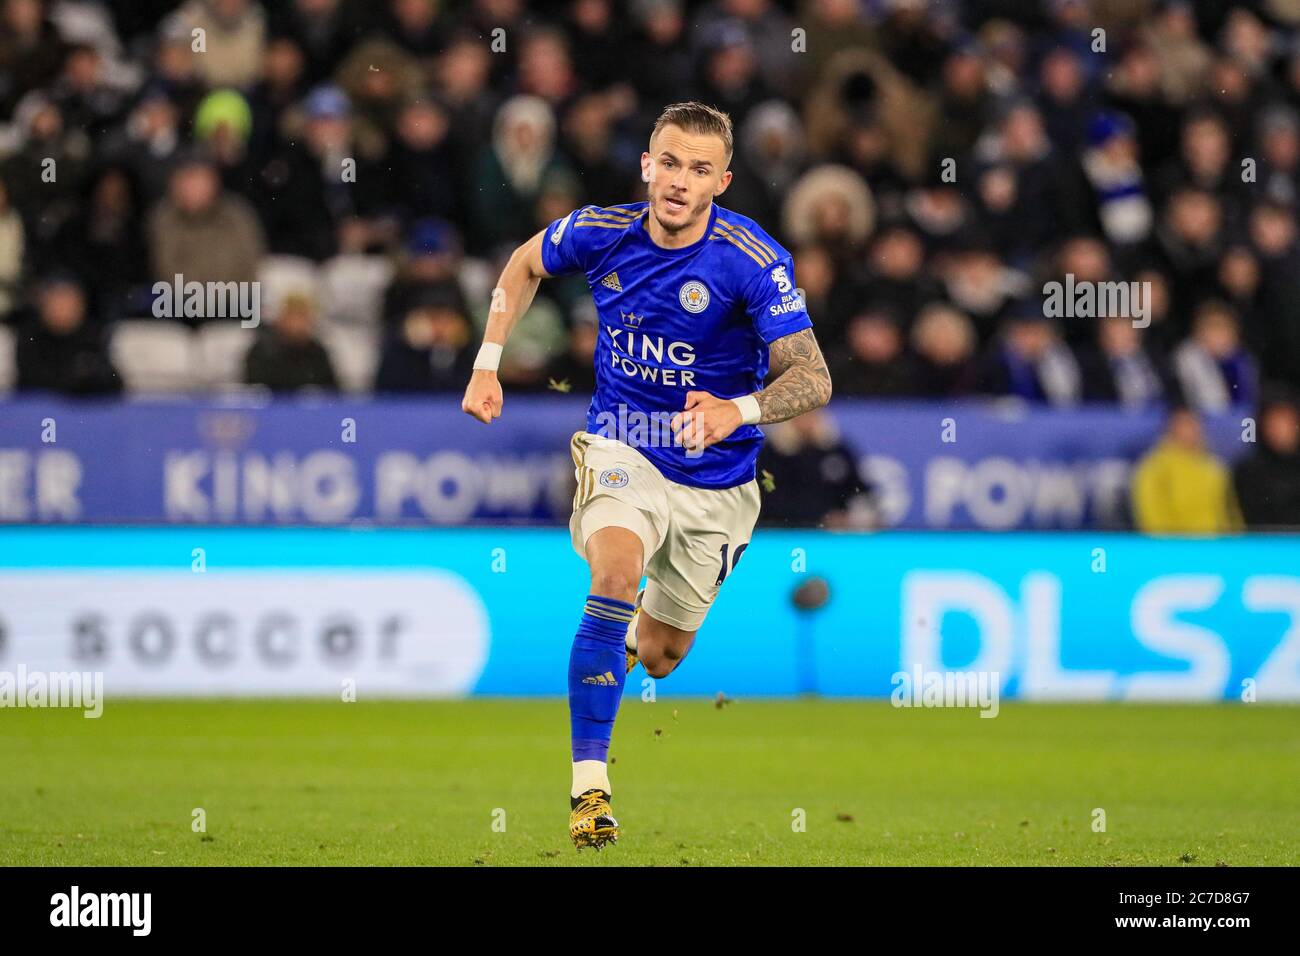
[636,202,718,257]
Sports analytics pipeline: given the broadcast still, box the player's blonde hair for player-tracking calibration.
[651,102,734,162]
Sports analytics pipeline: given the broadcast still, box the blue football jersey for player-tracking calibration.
[540,201,812,488]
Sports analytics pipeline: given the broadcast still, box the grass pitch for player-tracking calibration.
[1,698,1296,866]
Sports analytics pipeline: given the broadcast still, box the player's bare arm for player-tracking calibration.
[755,327,833,423]
[460,229,550,423]
[670,328,831,451]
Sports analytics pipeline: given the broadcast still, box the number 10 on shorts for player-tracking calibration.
[716,542,749,586]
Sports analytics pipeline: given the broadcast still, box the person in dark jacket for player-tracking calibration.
[827,306,918,397]
[1078,315,1181,408]
[1233,391,1300,529]
[381,218,463,334]
[254,85,392,260]
[534,317,597,396]
[386,95,462,227]
[909,302,976,398]
[15,275,122,396]
[374,283,474,393]
[757,408,876,529]
[52,163,150,324]
[970,306,1082,406]
[243,292,338,393]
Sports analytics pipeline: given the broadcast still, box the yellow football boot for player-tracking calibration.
[569,788,619,851]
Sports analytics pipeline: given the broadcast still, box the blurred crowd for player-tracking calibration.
[0,0,1298,527]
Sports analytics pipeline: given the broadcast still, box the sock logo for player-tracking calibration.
[582,671,619,686]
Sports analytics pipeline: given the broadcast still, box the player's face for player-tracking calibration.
[644,125,732,233]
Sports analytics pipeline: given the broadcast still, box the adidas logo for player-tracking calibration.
[600,272,622,292]
[582,671,618,686]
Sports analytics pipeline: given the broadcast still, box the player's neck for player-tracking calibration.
[646,203,712,250]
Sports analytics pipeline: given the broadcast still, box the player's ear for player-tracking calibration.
[640,153,654,183]
[714,169,733,197]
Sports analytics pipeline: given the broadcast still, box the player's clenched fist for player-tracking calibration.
[670,390,744,451]
[462,370,503,423]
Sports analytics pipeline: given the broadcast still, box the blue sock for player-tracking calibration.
[569,594,635,766]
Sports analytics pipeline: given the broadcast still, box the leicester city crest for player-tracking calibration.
[599,468,630,489]
[678,280,710,313]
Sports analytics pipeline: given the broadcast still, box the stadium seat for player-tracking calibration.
[458,259,495,319]
[257,255,320,321]
[319,255,394,328]
[110,320,197,393]
[321,325,380,393]
[0,325,14,393]
[196,321,258,389]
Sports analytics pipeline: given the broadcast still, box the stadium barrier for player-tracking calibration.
[0,396,1250,529]
[1,527,1296,701]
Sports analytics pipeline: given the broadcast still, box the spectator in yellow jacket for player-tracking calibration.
[1131,406,1244,534]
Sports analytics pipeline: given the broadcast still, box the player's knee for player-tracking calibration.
[588,566,639,604]
[641,655,677,679]
[642,643,684,678]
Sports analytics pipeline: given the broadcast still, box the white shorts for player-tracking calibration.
[568,431,761,632]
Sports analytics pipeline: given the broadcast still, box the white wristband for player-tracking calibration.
[733,393,761,426]
[473,342,503,371]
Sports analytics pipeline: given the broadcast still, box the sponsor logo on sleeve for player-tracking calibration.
[551,210,575,245]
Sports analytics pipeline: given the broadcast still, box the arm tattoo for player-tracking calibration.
[757,328,832,424]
